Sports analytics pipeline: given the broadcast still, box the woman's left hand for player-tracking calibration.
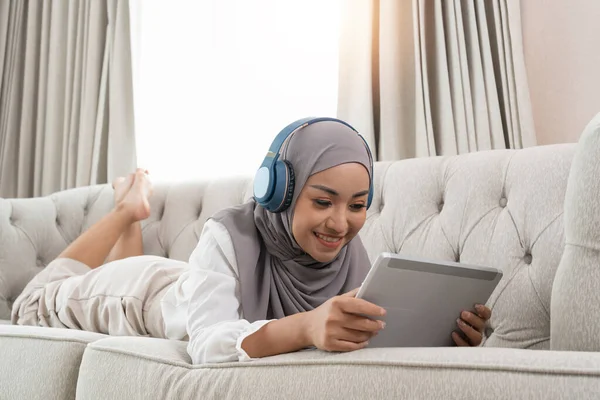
[452,304,492,347]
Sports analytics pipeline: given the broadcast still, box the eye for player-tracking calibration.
[350,204,366,212]
[313,199,332,208]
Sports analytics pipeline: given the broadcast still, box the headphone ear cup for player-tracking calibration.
[267,160,295,213]
[280,160,295,212]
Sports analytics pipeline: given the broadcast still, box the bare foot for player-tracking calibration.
[112,174,134,204]
[119,169,153,222]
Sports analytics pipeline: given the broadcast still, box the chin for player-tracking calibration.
[309,249,342,263]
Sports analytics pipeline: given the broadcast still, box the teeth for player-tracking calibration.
[315,233,341,243]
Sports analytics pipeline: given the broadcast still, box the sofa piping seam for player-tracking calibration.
[85,345,600,377]
[0,333,101,344]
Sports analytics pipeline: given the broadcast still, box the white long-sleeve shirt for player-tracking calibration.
[160,219,274,364]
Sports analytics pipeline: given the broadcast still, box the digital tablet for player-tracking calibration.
[355,252,503,348]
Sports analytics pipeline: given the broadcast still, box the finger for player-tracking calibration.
[336,327,373,344]
[341,314,384,333]
[457,318,482,346]
[338,297,386,317]
[474,304,492,321]
[331,339,370,352]
[460,311,486,332]
[452,331,470,347]
[341,288,360,297]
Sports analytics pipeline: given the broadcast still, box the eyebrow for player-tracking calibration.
[309,185,369,198]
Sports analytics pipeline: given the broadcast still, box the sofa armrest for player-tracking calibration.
[551,112,600,351]
[0,325,106,399]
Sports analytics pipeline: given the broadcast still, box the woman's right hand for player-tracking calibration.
[304,288,387,352]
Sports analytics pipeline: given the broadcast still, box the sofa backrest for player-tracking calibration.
[0,143,576,349]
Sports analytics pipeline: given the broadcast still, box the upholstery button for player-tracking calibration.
[523,253,533,265]
[438,202,444,212]
[499,197,507,207]
[36,258,44,267]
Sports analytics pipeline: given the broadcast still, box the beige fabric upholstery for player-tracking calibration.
[76,336,600,400]
[362,146,574,349]
[4,138,600,399]
[0,325,105,399]
[0,145,575,350]
[551,113,600,351]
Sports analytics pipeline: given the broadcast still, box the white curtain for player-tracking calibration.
[0,0,136,198]
[132,0,342,183]
[338,0,536,161]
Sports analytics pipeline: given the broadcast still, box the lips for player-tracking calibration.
[314,232,343,249]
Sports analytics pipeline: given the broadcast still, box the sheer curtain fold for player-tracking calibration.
[338,0,536,161]
[0,0,136,198]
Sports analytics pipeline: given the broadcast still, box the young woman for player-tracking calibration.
[12,118,491,364]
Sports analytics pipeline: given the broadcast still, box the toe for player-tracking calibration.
[134,170,147,181]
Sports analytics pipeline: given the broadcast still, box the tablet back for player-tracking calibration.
[356,253,503,347]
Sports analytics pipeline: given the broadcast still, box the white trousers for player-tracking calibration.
[11,255,187,338]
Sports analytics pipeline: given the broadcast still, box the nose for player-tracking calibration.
[325,206,349,234]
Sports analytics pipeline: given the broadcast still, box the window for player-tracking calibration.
[133,0,342,183]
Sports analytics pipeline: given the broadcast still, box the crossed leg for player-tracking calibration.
[57,168,153,269]
[105,173,145,263]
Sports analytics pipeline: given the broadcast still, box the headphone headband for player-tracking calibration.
[262,117,359,165]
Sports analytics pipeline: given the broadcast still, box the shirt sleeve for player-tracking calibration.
[184,219,274,364]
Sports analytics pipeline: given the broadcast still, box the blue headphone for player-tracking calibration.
[253,117,374,213]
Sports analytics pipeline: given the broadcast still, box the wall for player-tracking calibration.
[521,0,600,145]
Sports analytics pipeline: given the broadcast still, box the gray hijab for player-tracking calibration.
[211,121,372,322]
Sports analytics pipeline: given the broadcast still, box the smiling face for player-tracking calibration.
[291,162,370,263]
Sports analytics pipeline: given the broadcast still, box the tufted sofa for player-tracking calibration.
[2,115,600,399]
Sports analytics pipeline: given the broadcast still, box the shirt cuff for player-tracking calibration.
[235,319,276,362]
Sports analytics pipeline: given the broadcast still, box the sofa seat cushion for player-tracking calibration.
[76,336,600,400]
[0,325,106,400]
